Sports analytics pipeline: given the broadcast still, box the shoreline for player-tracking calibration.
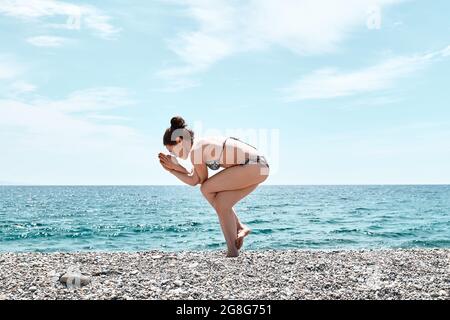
[0,249,448,300]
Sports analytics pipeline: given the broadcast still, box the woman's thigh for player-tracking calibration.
[202,164,268,194]
[214,183,259,211]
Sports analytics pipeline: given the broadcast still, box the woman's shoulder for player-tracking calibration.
[193,136,226,148]
[190,136,225,162]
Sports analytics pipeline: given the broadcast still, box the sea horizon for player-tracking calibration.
[1,184,450,186]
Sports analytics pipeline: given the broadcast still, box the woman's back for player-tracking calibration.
[192,136,259,169]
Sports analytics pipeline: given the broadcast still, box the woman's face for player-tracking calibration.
[166,139,189,160]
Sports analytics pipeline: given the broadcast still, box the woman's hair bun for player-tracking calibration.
[163,116,194,145]
[170,116,186,130]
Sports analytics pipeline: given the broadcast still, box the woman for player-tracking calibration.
[158,116,270,257]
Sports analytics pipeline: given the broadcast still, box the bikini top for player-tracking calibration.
[205,137,257,170]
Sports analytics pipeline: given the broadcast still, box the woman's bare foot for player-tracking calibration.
[226,249,239,258]
[235,224,251,250]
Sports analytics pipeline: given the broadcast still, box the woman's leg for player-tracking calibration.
[202,183,258,256]
[200,164,268,257]
[201,182,255,232]
[235,211,251,250]
[214,185,258,250]
[233,211,250,244]
[215,206,239,257]
[201,164,268,207]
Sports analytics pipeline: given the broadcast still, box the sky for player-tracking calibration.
[0,0,449,185]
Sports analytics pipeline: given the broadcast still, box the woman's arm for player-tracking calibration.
[171,163,189,174]
[168,168,200,186]
[159,153,206,186]
[159,140,209,186]
[158,153,189,174]
[168,161,209,186]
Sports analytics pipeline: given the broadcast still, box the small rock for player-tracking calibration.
[47,270,59,277]
[29,286,37,292]
[92,270,121,276]
[60,272,91,288]
[150,286,162,293]
[284,289,294,296]
[174,280,183,287]
[130,270,139,275]
[161,279,170,285]
[170,288,186,295]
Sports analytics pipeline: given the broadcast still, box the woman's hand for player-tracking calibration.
[158,153,178,171]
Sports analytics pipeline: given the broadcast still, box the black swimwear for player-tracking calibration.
[205,137,269,170]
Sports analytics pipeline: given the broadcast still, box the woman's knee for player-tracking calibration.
[200,182,211,196]
[214,194,232,214]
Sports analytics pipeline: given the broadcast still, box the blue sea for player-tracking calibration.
[0,185,449,252]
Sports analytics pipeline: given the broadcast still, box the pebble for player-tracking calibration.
[160,279,170,285]
[59,272,91,288]
[173,280,183,287]
[170,288,186,295]
[0,249,447,300]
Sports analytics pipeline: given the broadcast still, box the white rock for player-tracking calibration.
[60,272,91,288]
[170,288,186,295]
[174,280,183,287]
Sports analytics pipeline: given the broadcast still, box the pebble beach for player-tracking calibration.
[0,249,448,300]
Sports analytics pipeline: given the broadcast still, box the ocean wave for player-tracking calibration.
[1,185,449,252]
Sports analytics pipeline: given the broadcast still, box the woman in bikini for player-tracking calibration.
[158,116,270,257]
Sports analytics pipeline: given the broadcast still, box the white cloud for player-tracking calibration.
[26,35,68,47]
[0,56,38,98]
[0,0,120,38]
[153,77,200,92]
[86,114,130,122]
[0,52,153,184]
[161,0,404,83]
[441,45,450,57]
[39,87,135,113]
[0,64,19,79]
[10,81,37,94]
[0,87,136,131]
[282,46,450,101]
[0,86,155,185]
[0,55,23,79]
